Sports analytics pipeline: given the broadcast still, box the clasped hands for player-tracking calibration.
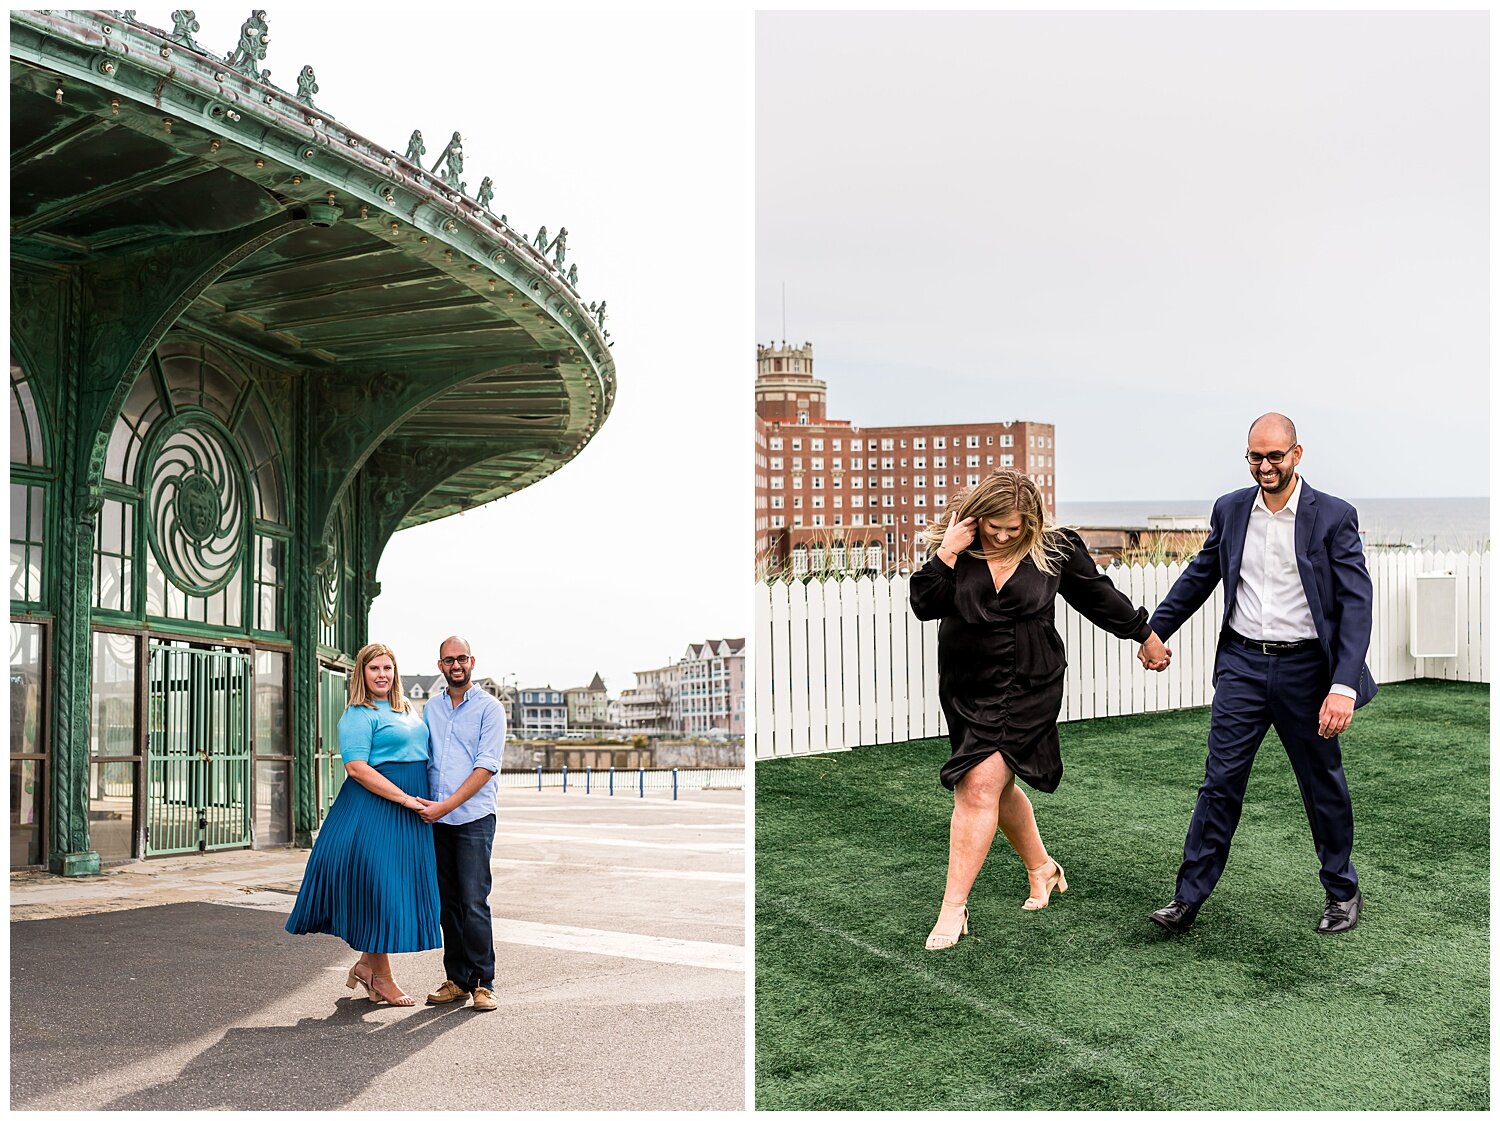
[1138,631,1171,672]
[406,795,451,824]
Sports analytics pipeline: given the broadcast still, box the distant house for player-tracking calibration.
[676,638,746,739]
[400,675,447,716]
[516,687,567,739]
[565,672,609,733]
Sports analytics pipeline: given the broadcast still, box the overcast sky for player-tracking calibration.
[183,10,750,694]
[757,11,1488,503]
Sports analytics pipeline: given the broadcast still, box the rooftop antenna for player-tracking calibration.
[781,282,787,345]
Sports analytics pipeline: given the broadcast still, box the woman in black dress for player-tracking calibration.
[910,471,1170,949]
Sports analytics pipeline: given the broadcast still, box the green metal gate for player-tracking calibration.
[145,643,252,855]
[316,665,348,822]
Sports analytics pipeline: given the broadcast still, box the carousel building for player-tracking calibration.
[10,10,615,873]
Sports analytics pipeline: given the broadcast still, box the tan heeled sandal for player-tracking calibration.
[345,963,374,999]
[367,973,416,1006]
[1022,859,1068,910]
[925,899,971,950]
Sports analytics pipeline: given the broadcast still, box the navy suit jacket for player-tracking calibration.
[1147,480,1378,708]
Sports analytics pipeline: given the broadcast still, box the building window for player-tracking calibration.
[792,496,803,509]
[811,439,823,451]
[852,496,864,508]
[797,411,809,424]
[812,496,824,509]
[934,456,947,468]
[769,457,782,470]
[1001,454,1014,467]
[1001,434,1013,447]
[770,495,784,509]
[968,474,980,486]
[10,483,46,606]
[880,438,894,451]
[771,515,785,528]
[769,437,783,450]
[914,457,926,469]
[966,436,979,448]
[915,494,927,507]
[770,477,783,489]
[811,476,824,489]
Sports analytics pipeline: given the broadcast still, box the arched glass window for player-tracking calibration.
[99,340,289,632]
[10,355,50,607]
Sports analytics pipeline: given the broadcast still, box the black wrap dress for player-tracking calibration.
[910,528,1151,793]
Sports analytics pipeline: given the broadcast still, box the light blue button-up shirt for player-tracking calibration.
[423,684,505,826]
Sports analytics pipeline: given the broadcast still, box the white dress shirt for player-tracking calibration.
[1228,476,1355,699]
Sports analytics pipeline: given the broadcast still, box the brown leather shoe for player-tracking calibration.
[471,986,497,1011]
[426,979,470,1005]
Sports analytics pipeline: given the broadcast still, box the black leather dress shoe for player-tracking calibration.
[1148,899,1200,933]
[1316,889,1362,935]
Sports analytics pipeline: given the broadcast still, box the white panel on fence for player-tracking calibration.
[889,578,912,743]
[764,580,793,758]
[1476,551,1488,683]
[786,580,810,755]
[903,577,929,740]
[754,582,774,759]
[837,578,861,752]
[821,580,847,753]
[853,578,878,748]
[805,578,829,755]
[871,577,896,743]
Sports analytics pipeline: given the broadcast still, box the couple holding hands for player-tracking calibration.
[913,413,1374,950]
[285,637,505,1010]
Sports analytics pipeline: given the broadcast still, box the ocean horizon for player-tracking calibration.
[1056,496,1489,550]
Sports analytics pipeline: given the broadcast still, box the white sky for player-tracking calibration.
[179,9,752,694]
[756,10,1488,503]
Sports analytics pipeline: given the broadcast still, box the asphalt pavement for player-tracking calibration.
[11,788,746,1111]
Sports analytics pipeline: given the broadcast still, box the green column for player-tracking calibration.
[48,277,100,876]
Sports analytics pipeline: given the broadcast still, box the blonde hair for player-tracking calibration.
[347,642,412,712]
[921,470,1070,576]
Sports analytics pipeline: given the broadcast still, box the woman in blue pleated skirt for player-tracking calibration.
[286,642,441,1006]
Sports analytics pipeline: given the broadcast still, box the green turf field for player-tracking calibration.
[754,680,1489,1110]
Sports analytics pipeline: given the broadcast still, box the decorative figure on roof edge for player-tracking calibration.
[225,10,270,79]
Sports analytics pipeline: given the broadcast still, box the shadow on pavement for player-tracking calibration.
[12,901,461,1110]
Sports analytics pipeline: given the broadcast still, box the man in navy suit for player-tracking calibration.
[1143,414,1376,935]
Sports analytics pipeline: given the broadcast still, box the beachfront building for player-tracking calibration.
[754,342,1055,578]
[515,688,568,739]
[619,664,677,737]
[565,672,610,732]
[675,639,746,739]
[9,11,614,873]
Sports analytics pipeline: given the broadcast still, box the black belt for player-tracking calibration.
[1227,630,1318,655]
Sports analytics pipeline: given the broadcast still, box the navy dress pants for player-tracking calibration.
[1176,640,1359,906]
[433,813,497,992]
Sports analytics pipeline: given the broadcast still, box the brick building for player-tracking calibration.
[754,342,1056,577]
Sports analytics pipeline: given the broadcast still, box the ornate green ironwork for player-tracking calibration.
[169,10,201,51]
[145,414,248,598]
[404,129,426,166]
[477,176,494,211]
[432,131,464,190]
[225,10,270,80]
[295,64,317,107]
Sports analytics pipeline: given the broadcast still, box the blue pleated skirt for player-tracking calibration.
[284,760,442,953]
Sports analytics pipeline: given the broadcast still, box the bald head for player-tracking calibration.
[1248,413,1297,446]
[438,635,472,657]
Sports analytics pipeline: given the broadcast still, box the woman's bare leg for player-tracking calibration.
[996,780,1064,907]
[928,752,1013,946]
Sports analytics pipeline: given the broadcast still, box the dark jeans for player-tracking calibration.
[1176,640,1358,906]
[433,814,496,991]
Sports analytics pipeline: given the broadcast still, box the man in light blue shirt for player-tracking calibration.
[418,635,504,1010]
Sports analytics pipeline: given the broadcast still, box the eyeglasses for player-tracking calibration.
[439,655,473,666]
[1245,446,1295,466]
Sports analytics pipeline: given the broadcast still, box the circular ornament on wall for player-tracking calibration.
[146,412,246,595]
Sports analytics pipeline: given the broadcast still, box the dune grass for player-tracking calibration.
[754,680,1489,1110]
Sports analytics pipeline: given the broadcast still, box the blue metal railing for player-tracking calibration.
[498,767,744,799]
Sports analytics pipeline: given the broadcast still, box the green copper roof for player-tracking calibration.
[11,8,616,530]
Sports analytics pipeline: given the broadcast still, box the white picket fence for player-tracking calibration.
[753,550,1488,759]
